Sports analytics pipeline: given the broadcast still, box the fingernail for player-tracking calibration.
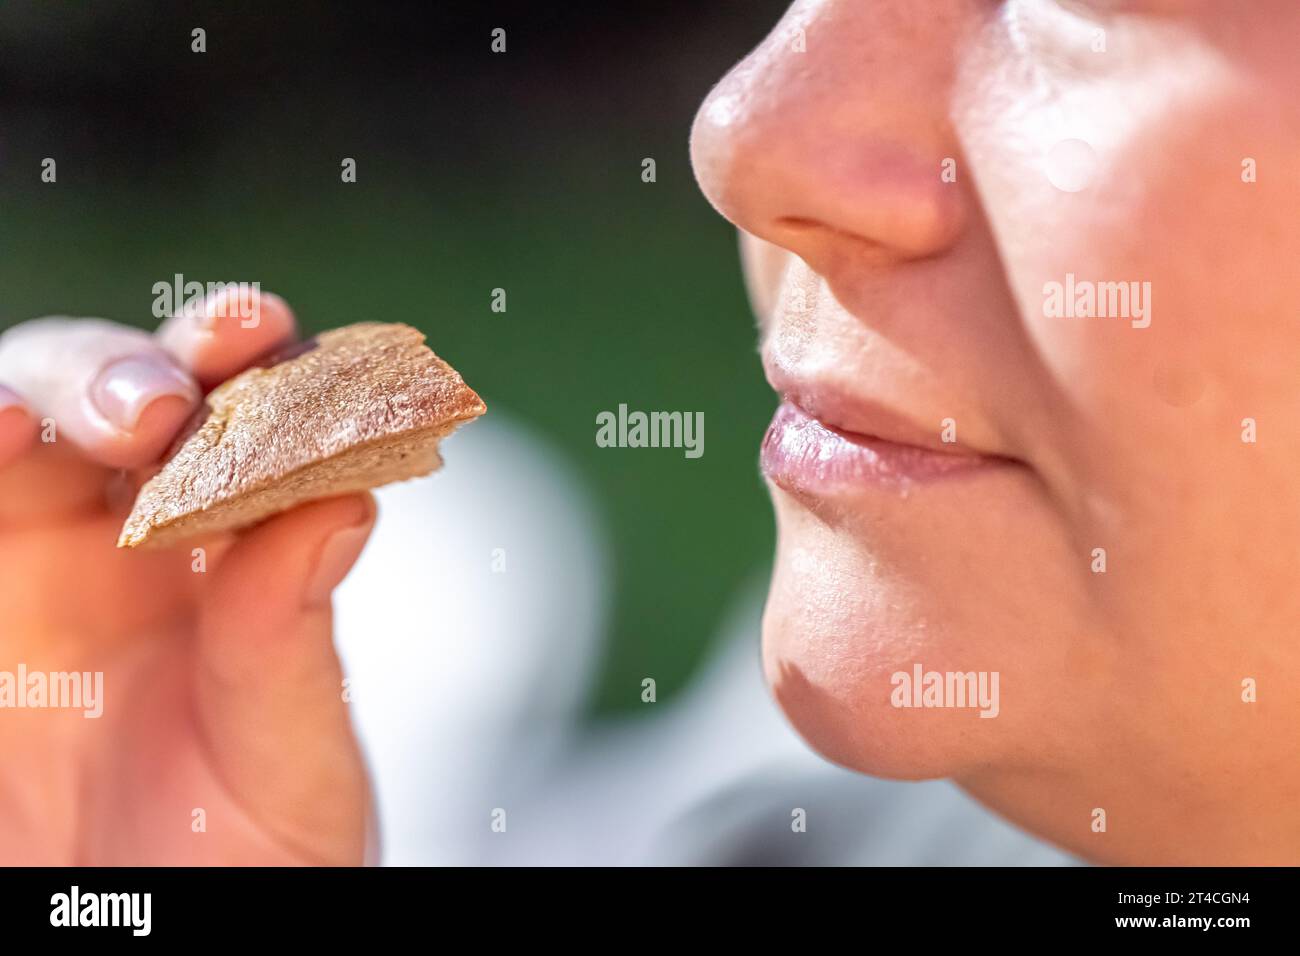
[0,384,26,413]
[91,355,198,431]
[303,501,375,607]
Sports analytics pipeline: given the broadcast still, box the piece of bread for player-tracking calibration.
[117,322,485,549]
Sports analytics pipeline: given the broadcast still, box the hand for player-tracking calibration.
[0,288,375,865]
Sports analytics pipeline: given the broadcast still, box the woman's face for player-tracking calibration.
[691,0,1300,864]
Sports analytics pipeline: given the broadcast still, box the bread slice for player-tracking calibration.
[117,322,485,549]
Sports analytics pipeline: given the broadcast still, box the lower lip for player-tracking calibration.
[761,402,996,494]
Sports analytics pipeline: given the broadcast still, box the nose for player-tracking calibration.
[690,0,969,271]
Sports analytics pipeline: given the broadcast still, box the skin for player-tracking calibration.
[692,0,1300,864]
[0,288,374,864]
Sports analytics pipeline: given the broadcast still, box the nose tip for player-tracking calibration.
[689,83,751,225]
[689,14,966,269]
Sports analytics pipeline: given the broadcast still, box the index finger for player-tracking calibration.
[156,285,297,388]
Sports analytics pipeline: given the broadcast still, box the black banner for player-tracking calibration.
[0,866,1284,941]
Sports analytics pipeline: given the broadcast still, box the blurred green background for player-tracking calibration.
[0,0,788,715]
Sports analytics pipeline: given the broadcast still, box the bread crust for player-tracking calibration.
[117,322,485,549]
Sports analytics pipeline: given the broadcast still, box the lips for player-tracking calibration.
[761,400,1000,494]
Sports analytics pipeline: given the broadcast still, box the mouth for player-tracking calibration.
[761,400,1009,495]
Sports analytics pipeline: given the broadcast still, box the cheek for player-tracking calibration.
[953,2,1256,414]
[760,480,1100,781]
[953,13,1300,741]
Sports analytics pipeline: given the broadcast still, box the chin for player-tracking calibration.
[759,485,1080,783]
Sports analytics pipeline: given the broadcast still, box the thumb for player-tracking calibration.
[193,492,376,865]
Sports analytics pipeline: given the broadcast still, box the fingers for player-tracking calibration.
[0,318,200,471]
[157,285,297,388]
[0,289,295,520]
[0,385,37,470]
[192,493,376,865]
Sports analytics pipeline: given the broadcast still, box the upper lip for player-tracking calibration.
[762,354,993,459]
